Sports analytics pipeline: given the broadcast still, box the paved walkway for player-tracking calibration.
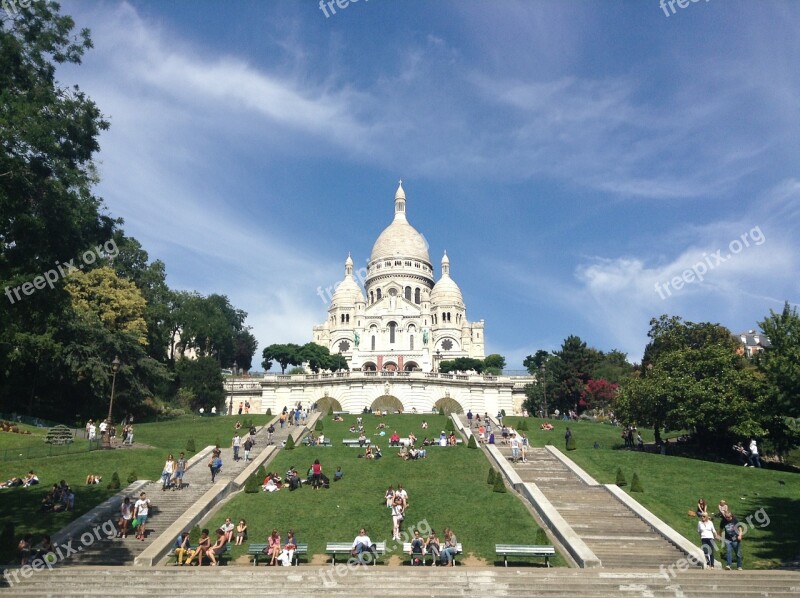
[66,419,296,566]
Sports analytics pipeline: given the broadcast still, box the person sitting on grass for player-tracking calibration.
[220,517,235,542]
[18,534,32,566]
[185,529,211,566]
[358,432,367,447]
[22,471,39,487]
[376,422,386,430]
[0,476,23,489]
[421,420,428,430]
[206,528,227,566]
[334,467,344,481]
[263,473,280,493]
[333,414,344,422]
[85,474,102,485]
[373,445,383,459]
[389,431,401,446]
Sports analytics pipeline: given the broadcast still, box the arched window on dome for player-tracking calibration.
[414,288,420,304]
[376,288,382,300]
[404,286,411,301]
[370,291,374,304]
[389,322,397,344]
[346,314,350,323]
[371,335,376,351]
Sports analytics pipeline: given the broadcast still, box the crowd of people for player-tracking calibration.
[41,480,74,512]
[1,470,38,489]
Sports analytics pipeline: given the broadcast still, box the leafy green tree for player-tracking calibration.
[262,343,302,374]
[175,356,225,412]
[615,316,768,446]
[523,350,551,375]
[0,2,116,418]
[439,357,484,373]
[757,302,800,455]
[483,354,506,375]
[233,329,258,372]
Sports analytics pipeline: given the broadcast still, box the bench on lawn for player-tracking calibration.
[167,543,231,566]
[247,543,308,566]
[326,541,386,565]
[332,411,349,417]
[403,542,463,566]
[302,437,332,447]
[495,544,554,567]
[427,439,463,446]
[342,438,370,447]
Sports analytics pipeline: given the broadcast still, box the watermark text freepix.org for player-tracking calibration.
[319,0,368,19]
[3,519,116,587]
[1,0,31,17]
[654,226,765,300]
[4,239,119,305]
[660,0,710,18]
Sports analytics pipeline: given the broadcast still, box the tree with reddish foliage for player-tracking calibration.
[584,379,619,410]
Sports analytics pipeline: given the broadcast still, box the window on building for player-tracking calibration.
[376,288,382,300]
[405,286,412,301]
[410,335,414,350]
[371,335,376,351]
[414,288,420,304]
[389,322,397,344]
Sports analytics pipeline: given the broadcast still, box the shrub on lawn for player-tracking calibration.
[284,435,295,450]
[630,473,644,493]
[615,468,627,487]
[266,408,272,416]
[189,525,201,544]
[492,475,507,493]
[438,407,445,416]
[127,471,138,484]
[315,420,324,432]
[244,470,261,493]
[107,472,121,490]
[487,468,496,485]
[467,435,478,449]
[445,419,455,432]
[186,438,196,453]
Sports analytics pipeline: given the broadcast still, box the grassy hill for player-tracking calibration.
[216,414,558,565]
[514,417,800,568]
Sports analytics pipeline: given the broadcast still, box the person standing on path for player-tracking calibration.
[721,511,744,570]
[133,492,151,541]
[232,433,241,462]
[175,452,187,490]
[697,512,720,569]
[209,450,222,483]
[748,439,762,468]
[161,454,175,491]
[312,459,323,490]
[243,436,253,463]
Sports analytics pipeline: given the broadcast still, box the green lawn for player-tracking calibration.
[514,417,800,569]
[0,414,266,563]
[217,414,561,566]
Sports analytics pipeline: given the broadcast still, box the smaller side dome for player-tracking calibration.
[331,254,365,306]
[430,251,463,307]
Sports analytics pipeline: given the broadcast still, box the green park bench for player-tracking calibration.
[302,437,332,447]
[495,544,554,567]
[247,542,308,566]
[342,438,370,447]
[325,541,386,565]
[403,541,463,566]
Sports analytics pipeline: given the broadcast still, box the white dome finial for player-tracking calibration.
[394,180,407,219]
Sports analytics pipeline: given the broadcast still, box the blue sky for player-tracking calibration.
[57,0,800,367]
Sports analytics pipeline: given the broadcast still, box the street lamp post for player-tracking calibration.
[540,363,548,419]
[338,350,343,373]
[103,356,121,449]
[435,349,441,373]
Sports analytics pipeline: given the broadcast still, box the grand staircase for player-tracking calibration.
[4,566,800,597]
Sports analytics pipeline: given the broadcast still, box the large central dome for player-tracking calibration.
[369,182,431,264]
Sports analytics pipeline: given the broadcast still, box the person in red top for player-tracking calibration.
[312,459,323,490]
[389,431,400,446]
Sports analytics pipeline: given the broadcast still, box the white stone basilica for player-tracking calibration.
[225,182,526,416]
[312,182,485,372]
